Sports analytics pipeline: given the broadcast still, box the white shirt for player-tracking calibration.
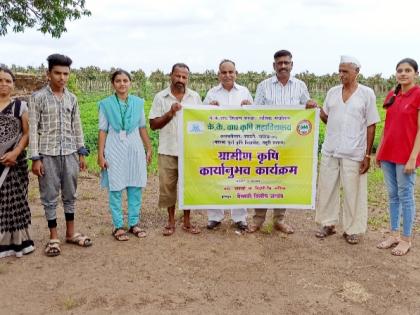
[149,86,202,156]
[321,84,380,161]
[254,76,310,107]
[203,83,253,106]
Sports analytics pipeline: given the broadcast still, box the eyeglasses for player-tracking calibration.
[276,61,292,65]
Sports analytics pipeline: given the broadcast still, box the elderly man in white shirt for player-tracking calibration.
[315,56,380,244]
[204,59,253,231]
[250,49,317,234]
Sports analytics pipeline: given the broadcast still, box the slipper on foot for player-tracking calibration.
[182,224,201,234]
[343,232,360,245]
[45,239,61,257]
[163,225,175,236]
[113,229,129,241]
[391,240,411,256]
[66,233,93,247]
[129,225,147,238]
[315,225,336,238]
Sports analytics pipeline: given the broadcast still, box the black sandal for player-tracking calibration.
[128,225,147,238]
[113,228,129,241]
[315,225,336,238]
[343,232,360,245]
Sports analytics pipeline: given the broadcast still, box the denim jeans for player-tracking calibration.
[381,161,417,237]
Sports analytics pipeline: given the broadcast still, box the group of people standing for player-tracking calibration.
[0,50,418,259]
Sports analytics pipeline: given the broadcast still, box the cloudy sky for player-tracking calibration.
[1,0,419,77]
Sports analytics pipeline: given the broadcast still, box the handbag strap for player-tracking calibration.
[13,99,21,118]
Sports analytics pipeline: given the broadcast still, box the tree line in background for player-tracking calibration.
[9,64,415,100]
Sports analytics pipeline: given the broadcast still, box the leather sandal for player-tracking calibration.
[128,225,147,238]
[343,232,360,245]
[315,225,336,238]
[113,228,129,241]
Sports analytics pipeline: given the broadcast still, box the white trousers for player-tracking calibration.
[315,155,368,235]
[207,209,247,223]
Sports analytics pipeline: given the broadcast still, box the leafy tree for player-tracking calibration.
[0,0,91,38]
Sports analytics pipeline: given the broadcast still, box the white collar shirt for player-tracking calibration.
[254,75,310,107]
[149,86,202,156]
[321,84,380,161]
[203,83,253,107]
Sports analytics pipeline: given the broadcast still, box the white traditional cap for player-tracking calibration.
[340,55,361,69]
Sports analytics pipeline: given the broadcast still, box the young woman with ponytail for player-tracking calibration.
[376,58,420,256]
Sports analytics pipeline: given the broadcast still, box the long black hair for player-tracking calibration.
[384,58,418,108]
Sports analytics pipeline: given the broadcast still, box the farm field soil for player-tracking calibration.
[1,173,420,314]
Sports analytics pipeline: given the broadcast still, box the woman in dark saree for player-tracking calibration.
[0,66,34,258]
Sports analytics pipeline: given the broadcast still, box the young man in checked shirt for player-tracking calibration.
[29,54,92,257]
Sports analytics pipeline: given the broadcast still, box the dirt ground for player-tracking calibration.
[1,173,420,315]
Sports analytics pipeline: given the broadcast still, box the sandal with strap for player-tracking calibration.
[182,224,201,234]
[66,232,93,247]
[113,229,129,241]
[343,232,360,245]
[391,240,411,256]
[315,225,336,238]
[377,236,400,249]
[163,225,175,236]
[45,239,61,257]
[129,225,147,238]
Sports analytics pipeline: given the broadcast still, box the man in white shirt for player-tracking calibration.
[149,63,202,236]
[204,59,253,231]
[250,49,317,234]
[315,56,380,244]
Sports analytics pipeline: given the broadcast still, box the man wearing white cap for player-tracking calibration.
[315,56,380,244]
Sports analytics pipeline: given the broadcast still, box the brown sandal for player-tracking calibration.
[315,225,336,238]
[182,224,201,234]
[163,225,175,236]
[128,225,147,238]
[113,229,129,241]
[343,232,360,245]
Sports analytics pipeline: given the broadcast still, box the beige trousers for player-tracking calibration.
[315,155,367,235]
[253,208,286,226]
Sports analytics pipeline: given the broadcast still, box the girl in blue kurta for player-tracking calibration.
[98,69,152,241]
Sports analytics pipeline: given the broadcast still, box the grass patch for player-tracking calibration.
[260,222,273,234]
[62,296,86,311]
[368,212,389,231]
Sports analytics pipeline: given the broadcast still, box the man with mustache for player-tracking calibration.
[149,63,202,236]
[204,59,253,231]
[251,49,317,234]
[315,56,379,245]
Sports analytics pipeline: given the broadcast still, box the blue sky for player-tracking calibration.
[1,0,419,77]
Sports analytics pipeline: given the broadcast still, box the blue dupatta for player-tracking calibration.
[98,94,144,133]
